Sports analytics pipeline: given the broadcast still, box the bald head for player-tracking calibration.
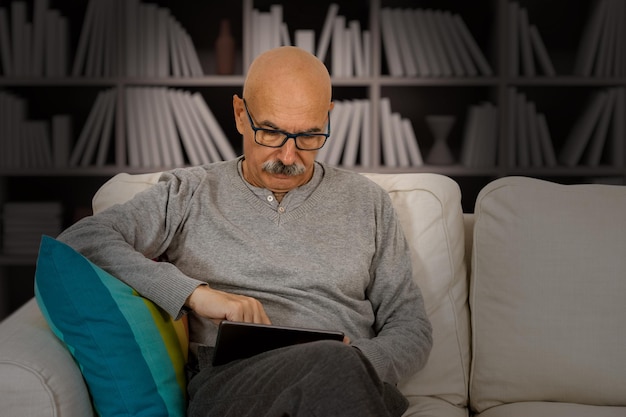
[243,46,332,110]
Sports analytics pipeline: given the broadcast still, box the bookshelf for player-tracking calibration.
[1,0,625,318]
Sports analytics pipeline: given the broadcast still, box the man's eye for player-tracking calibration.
[264,130,282,138]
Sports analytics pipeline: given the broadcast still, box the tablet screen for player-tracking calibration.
[212,321,345,366]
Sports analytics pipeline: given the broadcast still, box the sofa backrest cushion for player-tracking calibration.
[469,176,626,412]
[363,173,469,411]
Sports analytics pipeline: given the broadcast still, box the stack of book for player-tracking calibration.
[69,86,237,168]
[317,98,422,168]
[72,0,203,77]
[507,88,556,168]
[559,87,625,167]
[507,1,556,77]
[574,0,625,77]
[247,3,371,77]
[459,102,499,168]
[1,201,62,255]
[380,7,492,77]
[0,90,72,169]
[0,0,69,77]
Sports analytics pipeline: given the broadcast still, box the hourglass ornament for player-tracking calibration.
[425,115,456,165]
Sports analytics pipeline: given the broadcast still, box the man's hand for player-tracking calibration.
[185,285,271,325]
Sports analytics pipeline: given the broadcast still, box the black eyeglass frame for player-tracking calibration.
[243,99,331,151]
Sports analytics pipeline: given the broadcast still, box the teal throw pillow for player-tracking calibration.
[34,235,188,417]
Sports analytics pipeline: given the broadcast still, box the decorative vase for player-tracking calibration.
[425,115,456,165]
[215,18,235,75]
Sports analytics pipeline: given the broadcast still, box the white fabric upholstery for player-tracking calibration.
[469,176,626,413]
[92,172,163,213]
[0,298,94,417]
[363,173,469,417]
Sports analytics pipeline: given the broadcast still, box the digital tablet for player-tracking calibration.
[212,321,345,366]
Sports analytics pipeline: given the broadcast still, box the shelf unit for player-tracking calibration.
[1,0,625,318]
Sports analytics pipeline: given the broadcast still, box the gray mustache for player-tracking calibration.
[262,160,306,176]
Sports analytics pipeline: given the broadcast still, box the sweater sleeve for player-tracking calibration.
[350,190,433,385]
[57,168,206,319]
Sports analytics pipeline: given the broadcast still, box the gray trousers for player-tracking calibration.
[187,340,408,417]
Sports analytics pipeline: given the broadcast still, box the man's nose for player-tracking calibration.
[277,137,298,165]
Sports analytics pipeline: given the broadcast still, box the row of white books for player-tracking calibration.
[316,98,423,168]
[69,86,238,168]
[574,0,625,77]
[507,2,556,77]
[559,87,625,167]
[0,90,73,169]
[248,3,371,78]
[1,201,62,255]
[380,7,492,78]
[0,0,69,77]
[507,89,556,168]
[72,0,203,77]
[460,102,498,168]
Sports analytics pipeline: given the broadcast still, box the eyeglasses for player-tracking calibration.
[243,99,331,151]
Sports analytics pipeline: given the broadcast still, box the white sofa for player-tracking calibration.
[1,172,625,417]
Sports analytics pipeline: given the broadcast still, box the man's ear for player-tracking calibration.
[233,94,245,134]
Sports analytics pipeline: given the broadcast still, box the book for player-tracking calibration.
[525,101,542,166]
[359,100,372,167]
[452,13,493,76]
[518,7,535,77]
[434,10,464,77]
[326,100,352,166]
[391,112,410,167]
[81,89,115,166]
[536,113,557,167]
[280,22,291,46]
[316,101,344,163]
[184,90,220,163]
[331,15,346,77]
[516,92,529,167]
[155,87,185,166]
[316,3,339,63]
[401,118,424,166]
[559,90,609,167]
[380,8,403,77]
[31,0,48,77]
[125,88,141,167]
[392,9,417,77]
[69,89,107,166]
[379,97,397,166]
[593,0,616,77]
[508,2,519,76]
[507,87,517,167]
[442,10,477,76]
[529,24,556,76]
[585,87,616,166]
[414,9,441,77]
[573,0,608,76]
[610,87,625,167]
[403,8,430,76]
[459,104,481,167]
[11,1,27,76]
[294,29,315,54]
[340,99,362,167]
[423,9,452,77]
[0,8,12,75]
[191,93,237,161]
[349,20,365,77]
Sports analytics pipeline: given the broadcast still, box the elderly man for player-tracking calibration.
[58,46,432,417]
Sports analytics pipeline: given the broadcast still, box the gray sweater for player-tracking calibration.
[58,158,432,384]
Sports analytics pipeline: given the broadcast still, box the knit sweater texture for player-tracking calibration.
[58,158,432,384]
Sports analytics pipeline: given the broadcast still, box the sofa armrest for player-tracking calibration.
[0,298,94,417]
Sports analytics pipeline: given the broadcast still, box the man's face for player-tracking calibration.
[235,96,330,195]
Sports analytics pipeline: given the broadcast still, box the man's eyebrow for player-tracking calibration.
[258,119,323,134]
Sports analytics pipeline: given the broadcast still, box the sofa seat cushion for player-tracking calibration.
[34,236,188,417]
[469,176,626,413]
[363,173,469,415]
[475,401,626,417]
